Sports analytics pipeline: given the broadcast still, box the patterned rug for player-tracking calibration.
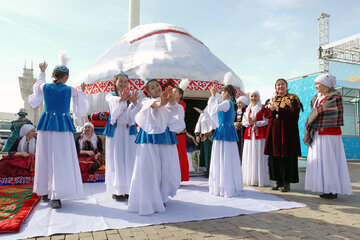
[0,185,40,233]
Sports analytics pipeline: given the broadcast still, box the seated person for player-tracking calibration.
[76,122,103,182]
[0,124,36,178]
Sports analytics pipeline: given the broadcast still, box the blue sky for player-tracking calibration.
[0,0,359,113]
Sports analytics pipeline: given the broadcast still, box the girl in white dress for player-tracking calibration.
[128,79,185,215]
[28,58,88,209]
[304,74,352,199]
[208,85,243,197]
[103,71,140,201]
[242,90,269,187]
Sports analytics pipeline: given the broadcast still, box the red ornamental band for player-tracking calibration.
[77,79,244,98]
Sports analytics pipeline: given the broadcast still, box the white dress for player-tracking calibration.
[305,95,352,195]
[104,93,140,196]
[29,72,88,200]
[208,97,243,197]
[128,98,185,215]
[242,103,269,187]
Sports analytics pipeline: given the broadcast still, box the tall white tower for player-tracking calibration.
[318,13,330,73]
[129,0,140,30]
[18,61,43,125]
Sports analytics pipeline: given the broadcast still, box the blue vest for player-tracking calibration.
[135,128,178,144]
[212,100,238,142]
[37,82,76,132]
[103,93,138,137]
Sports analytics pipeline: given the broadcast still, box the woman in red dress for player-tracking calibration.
[0,124,36,178]
[76,122,103,182]
[173,87,189,181]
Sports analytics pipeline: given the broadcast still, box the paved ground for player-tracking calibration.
[27,161,360,240]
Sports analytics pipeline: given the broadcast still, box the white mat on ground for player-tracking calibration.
[1,177,305,239]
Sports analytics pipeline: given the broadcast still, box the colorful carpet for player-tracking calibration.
[0,185,40,233]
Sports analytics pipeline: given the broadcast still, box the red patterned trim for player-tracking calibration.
[78,79,244,98]
[129,29,206,48]
[0,177,34,186]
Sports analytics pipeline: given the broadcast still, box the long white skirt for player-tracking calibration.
[105,124,137,195]
[209,140,243,197]
[242,138,269,187]
[33,131,84,200]
[305,132,352,195]
[128,143,181,215]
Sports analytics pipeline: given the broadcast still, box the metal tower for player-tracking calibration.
[318,13,330,73]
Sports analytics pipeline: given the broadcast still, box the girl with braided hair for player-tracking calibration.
[207,85,243,197]
[28,52,88,209]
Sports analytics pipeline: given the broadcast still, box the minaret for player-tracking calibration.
[129,0,140,30]
[18,60,43,125]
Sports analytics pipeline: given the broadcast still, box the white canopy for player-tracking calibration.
[73,23,244,113]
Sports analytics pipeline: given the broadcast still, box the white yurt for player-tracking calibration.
[72,23,244,132]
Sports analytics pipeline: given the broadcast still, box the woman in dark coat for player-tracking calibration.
[234,96,248,162]
[264,78,301,192]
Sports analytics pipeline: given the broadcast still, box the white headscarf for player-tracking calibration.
[79,122,98,150]
[315,73,336,88]
[17,124,36,154]
[236,96,248,105]
[245,90,262,120]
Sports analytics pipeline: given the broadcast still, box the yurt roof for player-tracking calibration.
[73,23,244,90]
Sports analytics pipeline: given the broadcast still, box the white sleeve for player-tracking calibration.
[71,88,88,118]
[207,97,230,128]
[255,116,269,127]
[166,103,186,133]
[105,93,127,125]
[135,98,175,134]
[127,100,141,124]
[194,114,203,134]
[28,72,46,108]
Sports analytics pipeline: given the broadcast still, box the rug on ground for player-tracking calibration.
[0,185,40,233]
[0,177,305,240]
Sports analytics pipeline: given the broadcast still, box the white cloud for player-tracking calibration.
[0,16,15,25]
[262,15,299,31]
[260,38,279,50]
[260,0,302,9]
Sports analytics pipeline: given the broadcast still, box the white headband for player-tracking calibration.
[236,96,248,105]
[315,73,336,88]
[19,124,35,138]
[84,122,94,129]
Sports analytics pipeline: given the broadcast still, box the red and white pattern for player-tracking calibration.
[77,79,244,98]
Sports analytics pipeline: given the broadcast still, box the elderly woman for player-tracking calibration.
[76,122,103,182]
[264,78,301,192]
[304,74,352,199]
[234,96,248,162]
[242,90,269,187]
[0,124,36,177]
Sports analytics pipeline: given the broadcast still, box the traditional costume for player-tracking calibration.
[1,109,33,153]
[103,79,140,199]
[235,96,248,162]
[76,122,103,182]
[0,124,36,177]
[304,74,352,198]
[264,91,301,191]
[128,97,185,215]
[176,100,189,182]
[241,91,269,187]
[208,96,243,197]
[194,107,214,175]
[28,62,88,204]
